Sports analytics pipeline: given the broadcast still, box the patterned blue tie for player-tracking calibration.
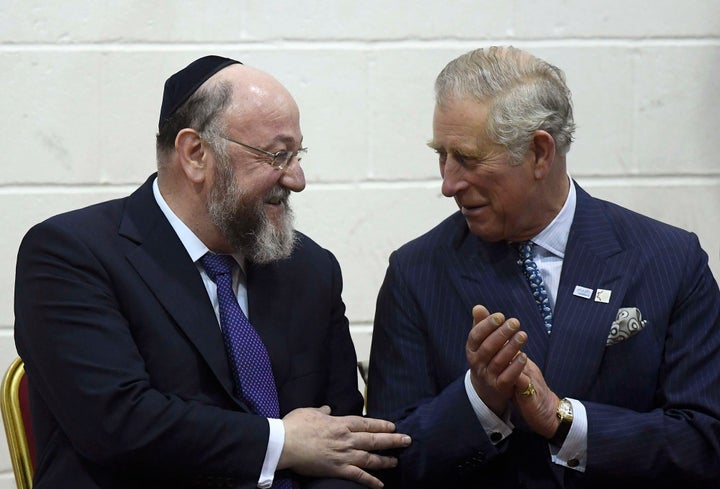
[517,241,554,334]
[201,254,293,489]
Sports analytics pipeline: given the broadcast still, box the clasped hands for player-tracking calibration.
[466,305,560,439]
[279,405,411,489]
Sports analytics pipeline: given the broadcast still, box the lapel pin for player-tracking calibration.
[573,285,594,299]
[594,289,612,303]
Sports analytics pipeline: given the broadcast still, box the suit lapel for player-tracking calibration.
[246,260,292,389]
[118,176,241,406]
[544,186,638,397]
[441,219,551,369]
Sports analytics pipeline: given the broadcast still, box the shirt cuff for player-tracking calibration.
[464,370,514,444]
[258,417,285,488]
[550,398,587,472]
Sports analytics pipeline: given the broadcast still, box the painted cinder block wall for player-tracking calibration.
[1,1,718,485]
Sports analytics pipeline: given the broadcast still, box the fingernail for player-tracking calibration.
[492,314,502,325]
[507,319,520,331]
[402,435,412,445]
[516,352,527,364]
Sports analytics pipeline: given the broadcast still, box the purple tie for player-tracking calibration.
[200,253,280,417]
[517,241,554,335]
[201,254,293,489]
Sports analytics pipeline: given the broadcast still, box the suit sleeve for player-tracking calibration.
[583,233,720,482]
[322,250,365,416]
[367,252,500,487]
[14,219,269,482]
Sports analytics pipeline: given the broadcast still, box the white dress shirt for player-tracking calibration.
[463,177,588,471]
[152,177,283,488]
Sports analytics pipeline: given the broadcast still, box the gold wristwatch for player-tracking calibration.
[549,398,573,446]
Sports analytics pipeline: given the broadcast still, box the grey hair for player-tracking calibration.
[155,80,234,167]
[435,46,576,163]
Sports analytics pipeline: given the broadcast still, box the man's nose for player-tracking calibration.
[279,160,306,192]
[440,157,468,197]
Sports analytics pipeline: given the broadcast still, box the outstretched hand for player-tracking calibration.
[279,406,412,489]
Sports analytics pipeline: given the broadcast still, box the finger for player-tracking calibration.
[349,432,412,452]
[340,465,387,489]
[355,451,400,470]
[473,317,521,365]
[486,329,527,376]
[472,304,490,324]
[521,356,541,375]
[467,312,506,352]
[514,370,538,399]
[515,370,532,390]
[345,415,396,433]
[495,351,527,389]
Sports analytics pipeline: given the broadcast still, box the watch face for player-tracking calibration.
[558,400,573,420]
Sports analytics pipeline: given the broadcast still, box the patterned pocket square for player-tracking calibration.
[607,307,647,346]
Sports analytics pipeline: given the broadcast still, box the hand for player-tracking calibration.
[513,358,561,439]
[466,305,528,417]
[279,406,412,489]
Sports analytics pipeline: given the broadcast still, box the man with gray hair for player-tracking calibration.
[15,55,411,489]
[367,46,720,488]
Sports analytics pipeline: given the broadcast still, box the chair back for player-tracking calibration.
[1,357,35,489]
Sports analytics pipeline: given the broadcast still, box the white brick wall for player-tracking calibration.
[1,1,719,484]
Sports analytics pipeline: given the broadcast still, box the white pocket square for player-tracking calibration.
[607,307,647,346]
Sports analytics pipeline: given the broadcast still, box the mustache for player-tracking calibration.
[263,187,291,205]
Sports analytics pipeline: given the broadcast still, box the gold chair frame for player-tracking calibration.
[1,357,33,489]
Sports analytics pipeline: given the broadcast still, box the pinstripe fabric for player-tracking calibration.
[367,184,720,488]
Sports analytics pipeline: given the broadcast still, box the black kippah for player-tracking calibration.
[159,55,242,130]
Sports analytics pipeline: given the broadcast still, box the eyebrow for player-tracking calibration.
[426,140,442,151]
[271,134,304,148]
[427,140,484,158]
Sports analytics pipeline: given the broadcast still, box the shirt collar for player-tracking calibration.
[152,176,245,269]
[531,176,576,259]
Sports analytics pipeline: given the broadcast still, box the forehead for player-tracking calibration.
[209,64,301,134]
[225,89,301,145]
[431,97,492,151]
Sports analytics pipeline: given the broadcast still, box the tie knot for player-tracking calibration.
[517,240,535,260]
[200,253,236,282]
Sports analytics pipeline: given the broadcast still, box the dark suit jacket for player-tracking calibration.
[14,174,365,489]
[367,184,720,488]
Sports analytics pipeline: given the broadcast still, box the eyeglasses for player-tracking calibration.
[219,135,307,170]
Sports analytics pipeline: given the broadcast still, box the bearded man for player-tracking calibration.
[14,56,410,489]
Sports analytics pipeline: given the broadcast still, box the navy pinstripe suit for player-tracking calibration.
[367,184,720,488]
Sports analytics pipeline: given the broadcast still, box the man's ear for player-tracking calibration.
[175,128,208,183]
[529,130,556,180]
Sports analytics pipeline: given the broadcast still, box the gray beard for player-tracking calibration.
[245,196,297,265]
[207,164,297,264]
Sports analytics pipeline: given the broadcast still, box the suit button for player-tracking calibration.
[490,432,503,443]
[568,458,580,468]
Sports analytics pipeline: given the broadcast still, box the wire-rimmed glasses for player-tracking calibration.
[219,135,307,170]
